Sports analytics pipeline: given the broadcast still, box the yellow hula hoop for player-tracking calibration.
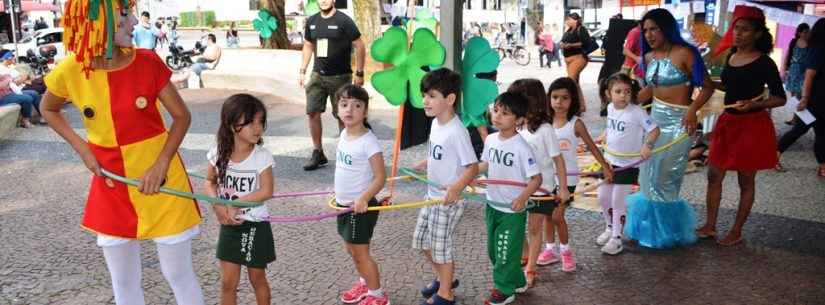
[327,197,442,211]
[326,184,478,212]
[468,180,604,201]
[604,133,691,158]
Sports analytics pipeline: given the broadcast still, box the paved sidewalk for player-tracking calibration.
[1,65,823,304]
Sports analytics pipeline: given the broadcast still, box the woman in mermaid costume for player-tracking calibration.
[623,9,715,249]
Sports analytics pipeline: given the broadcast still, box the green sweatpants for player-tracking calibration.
[485,205,527,295]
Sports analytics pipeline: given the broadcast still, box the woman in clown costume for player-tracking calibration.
[40,1,205,304]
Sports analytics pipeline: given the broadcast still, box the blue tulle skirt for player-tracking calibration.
[624,192,698,249]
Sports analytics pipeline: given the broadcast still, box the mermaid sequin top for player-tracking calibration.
[645,57,691,87]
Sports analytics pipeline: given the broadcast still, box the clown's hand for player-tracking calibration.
[138,159,171,195]
[80,148,102,176]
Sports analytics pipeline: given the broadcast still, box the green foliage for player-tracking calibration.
[179,11,216,27]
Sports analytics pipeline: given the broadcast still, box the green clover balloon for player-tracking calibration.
[304,0,319,17]
[253,10,279,39]
[371,27,446,108]
[461,36,500,127]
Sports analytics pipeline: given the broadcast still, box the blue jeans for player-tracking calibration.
[191,63,211,76]
[0,90,41,118]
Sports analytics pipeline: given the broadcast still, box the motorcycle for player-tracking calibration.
[165,40,205,71]
[25,45,57,76]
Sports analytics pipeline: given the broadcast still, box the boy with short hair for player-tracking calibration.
[479,92,542,305]
[412,68,479,305]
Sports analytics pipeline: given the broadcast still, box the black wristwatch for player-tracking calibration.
[355,71,365,77]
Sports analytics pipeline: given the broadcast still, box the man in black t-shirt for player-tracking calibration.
[299,0,365,171]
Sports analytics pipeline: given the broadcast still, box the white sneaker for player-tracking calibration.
[601,237,623,255]
[596,228,612,246]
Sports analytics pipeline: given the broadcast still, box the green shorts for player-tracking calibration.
[337,198,380,244]
[216,221,276,268]
[305,72,352,117]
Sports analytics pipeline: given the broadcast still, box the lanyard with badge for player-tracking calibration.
[316,24,339,58]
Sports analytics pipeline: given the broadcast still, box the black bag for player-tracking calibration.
[581,27,598,55]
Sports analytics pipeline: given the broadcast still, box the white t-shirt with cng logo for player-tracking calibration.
[427,116,479,200]
[334,129,383,205]
[481,132,541,213]
[207,145,274,222]
[605,103,657,167]
[518,123,561,194]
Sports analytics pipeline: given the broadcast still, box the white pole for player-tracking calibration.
[10,0,19,57]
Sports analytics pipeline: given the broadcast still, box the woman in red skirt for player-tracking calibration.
[697,6,788,246]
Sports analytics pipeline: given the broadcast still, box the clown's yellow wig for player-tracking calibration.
[62,0,136,75]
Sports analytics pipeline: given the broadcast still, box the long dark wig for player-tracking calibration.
[508,78,548,133]
[640,8,707,87]
[215,94,267,186]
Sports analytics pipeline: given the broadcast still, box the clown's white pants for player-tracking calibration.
[101,239,205,305]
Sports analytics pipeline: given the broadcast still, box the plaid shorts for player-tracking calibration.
[411,200,466,264]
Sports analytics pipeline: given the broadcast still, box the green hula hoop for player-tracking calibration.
[101,169,263,207]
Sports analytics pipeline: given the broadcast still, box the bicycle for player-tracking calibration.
[495,40,531,66]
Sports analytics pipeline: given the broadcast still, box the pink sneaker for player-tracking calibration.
[537,248,559,266]
[560,249,576,272]
[358,294,391,305]
[341,281,368,303]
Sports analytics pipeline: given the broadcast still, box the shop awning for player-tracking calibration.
[0,1,60,12]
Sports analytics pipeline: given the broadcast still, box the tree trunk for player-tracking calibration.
[352,0,381,48]
[260,0,289,49]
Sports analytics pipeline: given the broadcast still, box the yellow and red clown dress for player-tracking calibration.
[44,48,202,240]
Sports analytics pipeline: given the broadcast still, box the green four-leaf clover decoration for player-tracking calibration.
[461,37,500,127]
[370,27,445,108]
[253,10,279,39]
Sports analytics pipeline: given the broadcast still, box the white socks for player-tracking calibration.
[598,183,631,240]
[367,288,385,297]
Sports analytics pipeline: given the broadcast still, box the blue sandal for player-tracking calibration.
[421,293,456,305]
[420,279,460,299]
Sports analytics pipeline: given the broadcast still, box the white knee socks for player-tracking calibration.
[598,183,632,239]
[598,184,614,231]
[610,184,631,239]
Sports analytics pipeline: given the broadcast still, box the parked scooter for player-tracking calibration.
[25,45,57,76]
[165,39,205,71]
